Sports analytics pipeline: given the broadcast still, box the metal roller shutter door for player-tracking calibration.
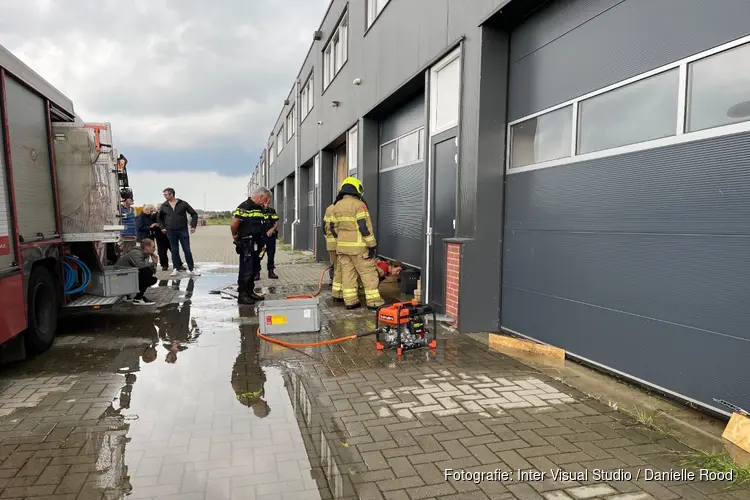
[4,75,56,242]
[501,0,750,416]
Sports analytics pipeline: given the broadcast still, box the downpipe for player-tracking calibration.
[291,78,301,248]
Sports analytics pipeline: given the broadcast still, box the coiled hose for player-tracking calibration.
[63,255,92,295]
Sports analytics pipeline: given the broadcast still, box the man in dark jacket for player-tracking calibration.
[158,188,200,277]
[152,203,171,271]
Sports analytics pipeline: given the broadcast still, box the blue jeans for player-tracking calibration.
[166,229,194,270]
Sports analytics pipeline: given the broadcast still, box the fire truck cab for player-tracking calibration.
[0,43,132,360]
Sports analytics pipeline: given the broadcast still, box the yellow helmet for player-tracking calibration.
[341,176,364,195]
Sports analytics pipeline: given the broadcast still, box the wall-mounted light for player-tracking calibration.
[284,99,290,105]
[331,100,340,107]
[353,78,361,85]
[313,30,322,40]
[317,120,323,125]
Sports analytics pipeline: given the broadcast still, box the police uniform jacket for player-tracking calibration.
[234,198,266,240]
[331,194,376,256]
[322,204,337,251]
[263,207,279,238]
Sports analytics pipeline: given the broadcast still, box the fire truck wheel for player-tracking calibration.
[24,267,58,355]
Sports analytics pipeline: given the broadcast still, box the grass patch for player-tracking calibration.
[205,218,232,226]
[619,405,676,437]
[679,450,750,485]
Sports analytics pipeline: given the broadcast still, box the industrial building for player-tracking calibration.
[249,0,750,417]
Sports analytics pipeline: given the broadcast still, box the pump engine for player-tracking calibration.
[375,301,438,356]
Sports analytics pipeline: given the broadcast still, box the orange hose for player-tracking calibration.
[256,327,357,348]
[285,265,331,299]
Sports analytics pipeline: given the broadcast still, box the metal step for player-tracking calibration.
[63,294,123,310]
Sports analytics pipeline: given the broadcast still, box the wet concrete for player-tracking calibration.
[0,231,749,500]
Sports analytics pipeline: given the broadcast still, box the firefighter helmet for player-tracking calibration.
[341,176,364,195]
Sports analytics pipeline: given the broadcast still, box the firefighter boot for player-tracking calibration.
[268,270,278,279]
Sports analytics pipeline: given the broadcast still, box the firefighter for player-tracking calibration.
[330,177,384,310]
[231,187,269,305]
[323,203,343,302]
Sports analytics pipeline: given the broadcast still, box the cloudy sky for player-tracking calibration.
[0,0,329,210]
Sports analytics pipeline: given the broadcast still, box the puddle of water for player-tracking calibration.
[100,274,340,499]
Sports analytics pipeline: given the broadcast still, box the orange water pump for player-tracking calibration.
[375,300,438,356]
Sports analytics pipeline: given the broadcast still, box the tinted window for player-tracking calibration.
[380,142,397,170]
[397,131,419,164]
[510,105,572,168]
[687,43,750,133]
[577,69,678,155]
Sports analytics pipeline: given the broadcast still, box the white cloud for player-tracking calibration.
[128,170,248,212]
[0,0,330,151]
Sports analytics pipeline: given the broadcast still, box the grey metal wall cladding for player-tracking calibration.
[377,163,425,267]
[278,0,505,211]
[502,133,750,413]
[4,76,56,241]
[276,184,285,242]
[508,0,750,121]
[502,288,750,416]
[284,178,295,244]
[379,94,424,144]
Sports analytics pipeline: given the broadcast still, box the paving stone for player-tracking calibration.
[0,228,746,500]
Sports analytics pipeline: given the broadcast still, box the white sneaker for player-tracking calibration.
[170,268,179,276]
[189,269,201,276]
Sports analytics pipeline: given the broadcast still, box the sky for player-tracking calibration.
[0,0,330,211]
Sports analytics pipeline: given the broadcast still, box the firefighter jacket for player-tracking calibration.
[331,194,376,255]
[322,204,337,251]
[234,198,266,240]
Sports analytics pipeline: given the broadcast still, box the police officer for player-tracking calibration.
[254,198,280,281]
[323,202,343,302]
[231,187,270,305]
[330,177,384,310]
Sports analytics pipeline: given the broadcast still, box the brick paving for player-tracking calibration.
[0,226,747,499]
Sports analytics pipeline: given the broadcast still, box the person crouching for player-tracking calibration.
[117,238,159,305]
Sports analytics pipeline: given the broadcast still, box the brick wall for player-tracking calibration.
[446,242,461,325]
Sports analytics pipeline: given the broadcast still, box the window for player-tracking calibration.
[301,76,313,120]
[430,51,461,135]
[323,11,348,89]
[286,106,296,142]
[379,127,425,171]
[578,69,678,155]
[397,130,419,164]
[510,106,573,169]
[347,125,358,175]
[687,43,750,133]
[507,37,750,173]
[276,128,284,154]
[366,0,390,29]
[308,190,314,206]
[269,143,276,165]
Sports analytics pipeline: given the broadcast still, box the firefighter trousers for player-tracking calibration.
[338,250,383,307]
[329,251,343,299]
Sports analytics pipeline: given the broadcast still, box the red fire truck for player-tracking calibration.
[0,44,134,360]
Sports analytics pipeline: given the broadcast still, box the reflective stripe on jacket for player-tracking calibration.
[322,204,337,251]
[331,195,376,255]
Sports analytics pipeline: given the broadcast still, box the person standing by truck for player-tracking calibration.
[152,203,171,271]
[158,188,200,277]
[120,196,137,254]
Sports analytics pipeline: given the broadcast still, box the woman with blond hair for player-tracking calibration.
[136,204,158,242]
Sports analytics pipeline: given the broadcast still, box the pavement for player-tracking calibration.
[0,225,748,500]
